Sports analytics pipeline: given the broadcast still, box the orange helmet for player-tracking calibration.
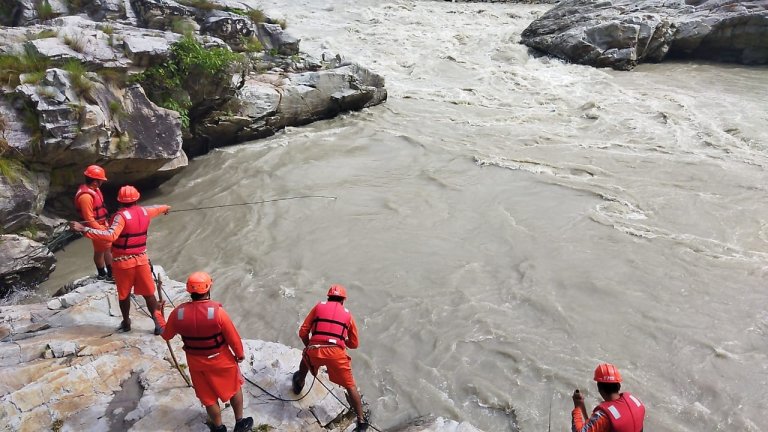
[117,185,140,203]
[186,271,213,294]
[84,165,107,181]
[594,363,622,383]
[327,284,347,299]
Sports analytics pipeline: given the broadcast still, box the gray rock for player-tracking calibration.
[197,64,386,148]
[122,34,177,66]
[258,22,300,56]
[45,340,79,357]
[201,11,258,49]
[129,0,195,30]
[521,0,768,70]
[0,160,49,235]
[0,234,55,296]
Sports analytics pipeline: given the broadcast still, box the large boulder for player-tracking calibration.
[129,0,195,30]
[0,234,55,296]
[200,11,257,49]
[0,160,49,235]
[196,63,387,149]
[257,22,299,56]
[521,0,768,70]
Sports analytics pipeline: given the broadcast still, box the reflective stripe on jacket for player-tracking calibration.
[595,392,645,432]
[112,206,149,255]
[309,301,351,348]
[75,184,108,224]
[175,300,227,357]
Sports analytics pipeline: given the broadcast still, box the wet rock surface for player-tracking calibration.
[521,0,768,70]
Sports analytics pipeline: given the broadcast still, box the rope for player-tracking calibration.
[168,195,337,213]
[242,373,316,402]
[151,265,192,388]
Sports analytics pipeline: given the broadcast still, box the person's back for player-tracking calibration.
[571,363,645,432]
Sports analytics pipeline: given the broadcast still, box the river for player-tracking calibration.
[41,1,768,431]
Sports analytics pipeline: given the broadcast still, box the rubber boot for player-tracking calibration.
[208,424,226,432]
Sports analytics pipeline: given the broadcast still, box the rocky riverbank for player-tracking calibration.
[0,269,483,431]
[0,0,387,295]
[521,0,768,70]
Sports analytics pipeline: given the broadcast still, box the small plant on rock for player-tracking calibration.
[63,34,87,53]
[36,0,56,21]
[241,36,263,53]
[108,99,124,119]
[27,29,58,40]
[62,60,93,95]
[132,36,246,129]
[0,46,50,87]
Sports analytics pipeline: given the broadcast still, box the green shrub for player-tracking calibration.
[0,157,23,183]
[21,71,46,84]
[62,60,92,95]
[99,24,114,35]
[275,18,287,29]
[27,29,58,40]
[241,36,263,53]
[63,34,87,53]
[36,0,56,21]
[0,46,50,87]
[132,36,245,129]
[108,99,124,118]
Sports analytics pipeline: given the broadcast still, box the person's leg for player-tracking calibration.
[205,403,223,427]
[94,250,106,271]
[230,388,244,419]
[345,385,365,423]
[292,350,313,394]
[118,298,131,330]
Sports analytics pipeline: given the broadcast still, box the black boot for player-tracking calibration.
[233,417,253,432]
[96,266,107,280]
[292,371,305,394]
[355,420,369,431]
[208,424,226,432]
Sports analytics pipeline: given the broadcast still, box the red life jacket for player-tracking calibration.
[74,184,108,225]
[112,206,149,255]
[595,392,645,432]
[309,301,351,348]
[174,300,227,357]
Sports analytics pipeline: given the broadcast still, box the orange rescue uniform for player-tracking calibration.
[158,302,245,406]
[572,407,612,432]
[299,304,360,388]
[82,205,169,300]
[75,190,111,252]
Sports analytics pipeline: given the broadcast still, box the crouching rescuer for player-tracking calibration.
[292,284,369,431]
[153,272,254,432]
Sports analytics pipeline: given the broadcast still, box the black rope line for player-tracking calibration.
[243,372,316,403]
[168,195,338,213]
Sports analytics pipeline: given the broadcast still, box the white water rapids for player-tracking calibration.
[42,1,768,430]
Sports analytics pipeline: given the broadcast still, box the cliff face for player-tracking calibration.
[0,0,387,294]
[0,270,482,431]
[521,0,768,70]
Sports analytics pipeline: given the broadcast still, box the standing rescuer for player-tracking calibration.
[69,185,169,333]
[571,363,646,432]
[74,165,113,280]
[292,284,368,431]
[153,272,254,432]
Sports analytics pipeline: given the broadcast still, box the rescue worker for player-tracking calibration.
[153,272,254,432]
[571,363,646,432]
[74,165,113,280]
[292,284,368,431]
[68,185,169,334]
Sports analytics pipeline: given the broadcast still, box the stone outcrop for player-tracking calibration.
[0,0,386,292]
[521,0,768,70]
[0,234,55,295]
[0,272,481,431]
[197,63,388,149]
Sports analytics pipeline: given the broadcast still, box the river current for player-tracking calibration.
[41,1,768,431]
